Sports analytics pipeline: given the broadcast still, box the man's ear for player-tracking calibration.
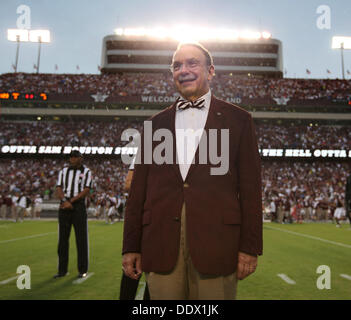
[208,65,215,81]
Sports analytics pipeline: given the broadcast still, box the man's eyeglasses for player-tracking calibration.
[170,59,202,72]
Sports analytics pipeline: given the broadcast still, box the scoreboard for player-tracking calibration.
[0,92,47,101]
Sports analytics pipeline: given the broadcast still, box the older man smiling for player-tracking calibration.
[123,42,262,300]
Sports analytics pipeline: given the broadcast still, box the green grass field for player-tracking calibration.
[0,219,350,300]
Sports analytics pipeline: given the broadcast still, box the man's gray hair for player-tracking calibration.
[173,41,214,67]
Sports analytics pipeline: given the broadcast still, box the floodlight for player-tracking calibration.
[332,36,351,49]
[7,29,29,42]
[240,30,261,40]
[148,27,167,39]
[29,30,51,43]
[124,28,146,37]
[114,28,124,36]
[7,29,28,72]
[332,36,351,79]
[262,31,272,40]
[30,30,51,74]
[8,28,51,73]
[113,26,272,42]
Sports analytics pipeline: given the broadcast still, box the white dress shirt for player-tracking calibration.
[175,89,211,181]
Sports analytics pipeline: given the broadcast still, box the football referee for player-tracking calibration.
[54,150,93,279]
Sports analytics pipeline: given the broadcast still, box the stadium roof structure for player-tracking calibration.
[100,30,283,78]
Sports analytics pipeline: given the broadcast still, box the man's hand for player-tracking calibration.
[236,251,258,280]
[60,201,73,210]
[122,253,142,280]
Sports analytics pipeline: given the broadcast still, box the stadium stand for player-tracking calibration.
[0,72,350,222]
[1,72,351,101]
[0,121,350,149]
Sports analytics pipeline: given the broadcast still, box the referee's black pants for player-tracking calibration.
[57,201,89,275]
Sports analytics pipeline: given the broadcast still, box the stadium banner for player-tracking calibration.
[0,145,350,158]
[1,91,349,107]
[0,145,137,156]
[258,148,350,158]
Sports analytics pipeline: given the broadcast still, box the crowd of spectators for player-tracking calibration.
[0,158,349,223]
[0,158,129,202]
[1,120,350,150]
[262,161,349,223]
[0,120,143,147]
[1,72,350,101]
[256,123,351,150]
[0,157,129,221]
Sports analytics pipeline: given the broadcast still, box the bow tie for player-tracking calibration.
[176,97,205,110]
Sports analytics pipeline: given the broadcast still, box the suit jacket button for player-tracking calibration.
[184,183,189,188]
[174,217,180,221]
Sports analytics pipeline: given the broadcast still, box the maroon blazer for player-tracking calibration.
[122,96,263,276]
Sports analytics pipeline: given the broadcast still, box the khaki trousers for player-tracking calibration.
[146,203,237,300]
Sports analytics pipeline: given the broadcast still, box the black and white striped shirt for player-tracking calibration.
[56,165,93,198]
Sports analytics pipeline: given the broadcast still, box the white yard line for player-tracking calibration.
[0,232,56,244]
[265,225,351,249]
[277,273,296,285]
[340,274,351,281]
[0,275,18,285]
[72,272,94,284]
[135,281,146,300]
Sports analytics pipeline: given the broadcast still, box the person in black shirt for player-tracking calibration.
[54,150,93,279]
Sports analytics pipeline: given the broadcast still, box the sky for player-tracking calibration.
[1,0,351,79]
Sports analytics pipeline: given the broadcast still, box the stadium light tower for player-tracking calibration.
[7,28,50,73]
[332,36,351,79]
[29,30,51,73]
[7,29,29,73]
